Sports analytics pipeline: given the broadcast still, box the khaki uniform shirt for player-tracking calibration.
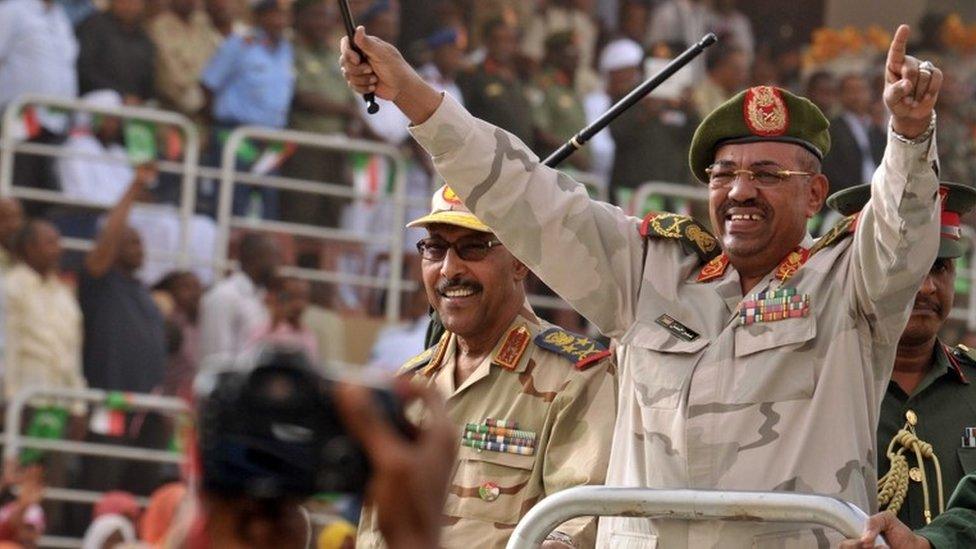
[877,341,976,529]
[409,94,941,547]
[148,11,221,115]
[289,42,354,135]
[356,313,617,548]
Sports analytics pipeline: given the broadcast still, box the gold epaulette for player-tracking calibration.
[400,332,450,376]
[809,213,858,256]
[534,327,611,371]
[639,212,720,264]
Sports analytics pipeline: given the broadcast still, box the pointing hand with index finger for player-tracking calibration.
[884,24,942,139]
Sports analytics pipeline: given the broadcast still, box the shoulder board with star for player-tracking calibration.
[639,212,721,264]
[534,327,611,371]
[809,213,858,256]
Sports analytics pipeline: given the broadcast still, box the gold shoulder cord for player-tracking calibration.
[877,416,945,524]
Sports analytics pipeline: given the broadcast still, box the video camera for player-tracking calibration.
[196,348,412,500]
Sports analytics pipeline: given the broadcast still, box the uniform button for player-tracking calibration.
[906,409,918,426]
[479,481,500,502]
[909,467,923,482]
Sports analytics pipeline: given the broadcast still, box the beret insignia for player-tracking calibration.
[535,328,609,370]
[744,86,789,136]
[640,213,721,263]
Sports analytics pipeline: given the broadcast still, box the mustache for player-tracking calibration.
[912,296,942,315]
[719,198,772,218]
[436,278,482,295]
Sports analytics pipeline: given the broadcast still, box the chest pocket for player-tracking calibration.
[732,314,817,403]
[958,448,976,475]
[621,321,708,410]
[445,446,537,525]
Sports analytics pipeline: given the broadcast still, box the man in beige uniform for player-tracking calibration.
[356,187,617,549]
[341,24,942,547]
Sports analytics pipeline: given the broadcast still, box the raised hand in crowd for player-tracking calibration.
[335,378,457,549]
[84,162,157,278]
[883,24,943,138]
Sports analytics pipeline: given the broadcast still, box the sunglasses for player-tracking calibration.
[416,236,503,262]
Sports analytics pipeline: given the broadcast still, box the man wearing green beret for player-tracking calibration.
[828,182,976,533]
[340,23,943,546]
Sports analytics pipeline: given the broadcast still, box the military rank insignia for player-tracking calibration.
[963,427,976,449]
[639,213,721,264]
[462,418,537,456]
[534,328,609,370]
[739,288,810,325]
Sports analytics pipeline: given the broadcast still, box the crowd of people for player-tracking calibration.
[1,0,976,546]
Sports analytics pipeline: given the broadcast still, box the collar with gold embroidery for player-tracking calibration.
[695,246,810,283]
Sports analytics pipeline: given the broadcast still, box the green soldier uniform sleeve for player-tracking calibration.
[409,94,649,338]
[917,474,976,548]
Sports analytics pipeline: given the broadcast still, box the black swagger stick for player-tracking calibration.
[424,34,719,349]
[543,33,717,167]
[338,0,380,114]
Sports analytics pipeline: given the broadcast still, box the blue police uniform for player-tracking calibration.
[201,28,295,128]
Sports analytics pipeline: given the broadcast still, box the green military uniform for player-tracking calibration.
[829,181,976,530]
[289,41,355,134]
[917,472,976,548]
[532,68,588,163]
[457,60,535,150]
[281,37,356,226]
[876,344,976,528]
[356,187,617,548]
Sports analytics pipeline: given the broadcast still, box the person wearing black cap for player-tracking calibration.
[341,23,946,546]
[829,181,976,531]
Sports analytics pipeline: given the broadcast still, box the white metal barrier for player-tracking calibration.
[3,387,189,549]
[506,486,886,549]
[0,95,201,269]
[218,126,413,322]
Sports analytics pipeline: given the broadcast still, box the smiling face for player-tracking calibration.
[420,224,527,339]
[707,141,828,275]
[900,258,955,346]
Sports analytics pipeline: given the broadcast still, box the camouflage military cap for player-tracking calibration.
[688,86,831,182]
[827,182,976,258]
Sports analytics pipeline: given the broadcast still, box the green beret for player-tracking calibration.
[827,182,976,258]
[688,86,831,182]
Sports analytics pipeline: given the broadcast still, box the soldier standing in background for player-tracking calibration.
[829,181,976,530]
[341,23,943,546]
[355,186,616,549]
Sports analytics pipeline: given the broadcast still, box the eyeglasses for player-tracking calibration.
[416,236,503,262]
[705,165,814,189]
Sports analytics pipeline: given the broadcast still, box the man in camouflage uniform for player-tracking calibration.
[355,186,617,549]
[829,182,976,530]
[341,24,942,547]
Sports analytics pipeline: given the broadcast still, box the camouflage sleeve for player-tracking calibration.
[917,473,976,548]
[541,360,617,547]
[409,94,646,337]
[849,127,940,346]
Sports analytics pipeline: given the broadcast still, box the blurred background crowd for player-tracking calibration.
[1,0,976,545]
